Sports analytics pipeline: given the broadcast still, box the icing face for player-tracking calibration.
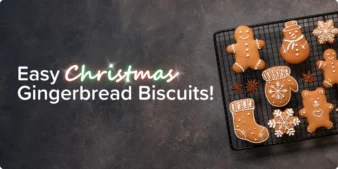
[323,49,337,60]
[302,88,326,109]
[234,26,254,41]
[284,28,302,40]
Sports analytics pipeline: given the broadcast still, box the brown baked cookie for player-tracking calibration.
[313,20,338,45]
[299,88,334,133]
[316,48,338,88]
[268,108,300,137]
[280,21,310,64]
[262,66,299,107]
[229,98,269,143]
[226,25,266,73]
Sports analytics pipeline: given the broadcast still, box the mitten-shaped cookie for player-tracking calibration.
[262,66,299,107]
[229,98,269,143]
[316,48,338,88]
[226,25,266,73]
[299,88,334,133]
[280,21,310,64]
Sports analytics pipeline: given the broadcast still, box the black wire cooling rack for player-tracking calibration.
[213,11,338,150]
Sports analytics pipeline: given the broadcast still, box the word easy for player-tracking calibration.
[18,66,60,85]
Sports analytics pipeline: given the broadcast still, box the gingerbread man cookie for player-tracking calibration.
[316,48,338,88]
[313,20,338,45]
[299,88,334,133]
[229,98,269,143]
[268,109,300,137]
[262,66,299,107]
[226,25,266,73]
[280,21,310,64]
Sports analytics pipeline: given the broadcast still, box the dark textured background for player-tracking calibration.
[0,0,338,169]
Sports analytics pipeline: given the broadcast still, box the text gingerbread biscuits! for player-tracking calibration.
[226,25,266,73]
[316,48,338,88]
[299,88,334,133]
[268,109,300,137]
[280,21,310,64]
[229,98,269,143]
[262,66,299,107]
[313,20,338,45]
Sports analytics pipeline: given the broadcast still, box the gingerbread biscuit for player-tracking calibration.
[313,20,338,45]
[299,88,334,133]
[226,25,266,73]
[229,98,269,143]
[280,21,310,64]
[262,66,299,107]
[316,48,338,88]
[268,108,300,137]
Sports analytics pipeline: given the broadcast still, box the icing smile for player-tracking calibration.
[328,56,335,60]
[239,36,249,40]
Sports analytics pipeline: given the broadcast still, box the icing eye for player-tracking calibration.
[333,53,336,55]
[289,32,291,34]
[317,97,319,100]
[327,53,330,56]
[295,31,298,33]
[246,30,249,33]
[239,31,242,34]
[311,99,313,100]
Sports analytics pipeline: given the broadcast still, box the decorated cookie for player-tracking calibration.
[299,88,334,133]
[268,109,300,137]
[262,66,299,107]
[280,21,310,64]
[316,48,338,88]
[229,98,269,143]
[313,20,338,45]
[226,25,266,73]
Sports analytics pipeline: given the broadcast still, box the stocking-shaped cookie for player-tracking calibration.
[226,25,266,73]
[280,21,310,64]
[316,48,338,88]
[229,98,269,143]
[299,88,334,133]
[262,66,299,107]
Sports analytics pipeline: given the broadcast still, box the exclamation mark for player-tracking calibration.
[210,86,213,100]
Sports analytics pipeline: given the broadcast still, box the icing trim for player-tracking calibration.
[324,80,333,87]
[231,44,236,54]
[235,63,245,72]
[283,35,304,50]
[239,36,249,40]
[255,39,261,49]
[318,61,323,69]
[254,60,262,70]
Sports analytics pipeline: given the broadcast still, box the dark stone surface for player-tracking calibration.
[0,0,338,169]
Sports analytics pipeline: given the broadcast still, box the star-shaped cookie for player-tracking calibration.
[313,20,338,44]
[268,108,300,137]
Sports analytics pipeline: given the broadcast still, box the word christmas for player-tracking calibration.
[18,64,179,84]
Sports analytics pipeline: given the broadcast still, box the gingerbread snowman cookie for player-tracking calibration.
[262,66,299,107]
[280,21,310,64]
[299,88,334,133]
[229,98,269,143]
[226,25,266,73]
[316,48,338,88]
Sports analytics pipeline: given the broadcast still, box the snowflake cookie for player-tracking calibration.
[313,20,338,45]
[268,109,300,137]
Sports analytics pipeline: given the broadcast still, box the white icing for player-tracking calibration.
[231,44,235,53]
[254,60,262,70]
[234,63,245,72]
[239,36,249,40]
[268,81,288,100]
[256,39,261,49]
[313,20,338,44]
[283,35,304,50]
[324,80,333,87]
[267,108,300,137]
[312,109,323,118]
